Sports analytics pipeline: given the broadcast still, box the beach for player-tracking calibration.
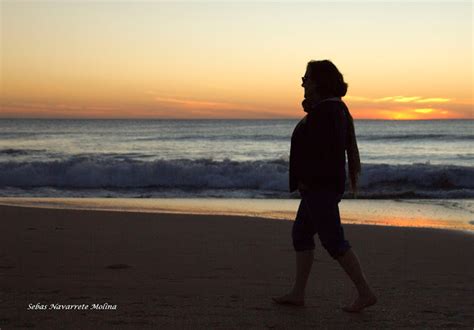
[1,203,473,329]
[2,0,473,328]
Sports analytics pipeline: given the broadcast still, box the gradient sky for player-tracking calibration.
[1,1,472,119]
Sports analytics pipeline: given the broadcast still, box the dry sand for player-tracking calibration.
[0,204,473,329]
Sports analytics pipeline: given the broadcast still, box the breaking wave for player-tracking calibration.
[0,156,473,199]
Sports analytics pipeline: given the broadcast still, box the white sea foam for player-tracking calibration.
[1,157,472,198]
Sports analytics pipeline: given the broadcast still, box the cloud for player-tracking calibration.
[413,108,435,113]
[392,96,422,103]
[346,95,451,104]
[414,98,450,103]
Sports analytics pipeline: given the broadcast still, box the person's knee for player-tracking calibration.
[321,239,351,260]
[292,235,316,252]
[293,242,315,252]
[292,221,316,252]
[292,231,315,252]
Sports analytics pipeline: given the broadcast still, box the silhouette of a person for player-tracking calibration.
[272,60,377,312]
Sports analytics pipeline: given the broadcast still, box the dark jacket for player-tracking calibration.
[289,99,348,194]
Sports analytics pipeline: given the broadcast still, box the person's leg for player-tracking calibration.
[292,249,314,296]
[273,196,316,306]
[318,192,376,312]
[272,249,313,305]
[337,248,377,312]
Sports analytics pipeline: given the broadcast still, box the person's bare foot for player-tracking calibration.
[342,292,377,313]
[272,292,305,307]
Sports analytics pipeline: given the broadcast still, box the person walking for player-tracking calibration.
[272,60,377,312]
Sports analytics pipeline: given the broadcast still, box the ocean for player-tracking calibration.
[0,118,472,199]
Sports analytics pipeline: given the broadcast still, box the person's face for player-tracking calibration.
[301,69,320,100]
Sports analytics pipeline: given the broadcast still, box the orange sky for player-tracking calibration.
[1,2,472,120]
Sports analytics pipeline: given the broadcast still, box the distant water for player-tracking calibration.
[0,119,473,199]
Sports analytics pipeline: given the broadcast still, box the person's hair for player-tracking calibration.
[306,60,348,98]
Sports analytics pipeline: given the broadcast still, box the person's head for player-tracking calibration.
[301,60,348,100]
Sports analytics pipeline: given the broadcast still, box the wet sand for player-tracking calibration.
[0,204,473,329]
[0,197,472,231]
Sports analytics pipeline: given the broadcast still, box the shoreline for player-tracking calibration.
[1,204,473,328]
[0,196,472,233]
[0,201,471,235]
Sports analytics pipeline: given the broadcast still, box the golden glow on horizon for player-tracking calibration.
[1,95,471,120]
[344,96,471,120]
[1,2,472,119]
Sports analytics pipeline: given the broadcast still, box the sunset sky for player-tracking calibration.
[1,1,472,119]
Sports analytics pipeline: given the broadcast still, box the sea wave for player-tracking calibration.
[0,148,46,156]
[0,157,472,199]
[132,133,473,142]
[360,133,474,142]
[1,131,472,143]
[132,134,288,142]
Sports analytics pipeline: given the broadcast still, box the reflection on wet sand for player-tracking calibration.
[0,197,471,232]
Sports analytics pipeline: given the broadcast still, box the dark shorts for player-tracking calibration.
[292,190,351,259]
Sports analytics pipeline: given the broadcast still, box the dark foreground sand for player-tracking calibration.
[0,205,473,329]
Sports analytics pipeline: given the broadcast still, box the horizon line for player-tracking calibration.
[0,117,472,121]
